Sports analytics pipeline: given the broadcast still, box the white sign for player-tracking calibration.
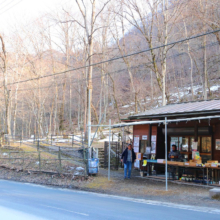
[192,142,198,150]
[134,147,139,153]
[146,147,151,154]
[151,135,156,142]
[134,160,140,168]
[134,135,140,147]
[171,137,178,142]
[142,135,148,140]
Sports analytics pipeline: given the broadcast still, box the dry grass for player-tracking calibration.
[0,143,86,174]
[212,195,220,201]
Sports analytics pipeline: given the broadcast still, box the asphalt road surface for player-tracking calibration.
[0,180,219,220]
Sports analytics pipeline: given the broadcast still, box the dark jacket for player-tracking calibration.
[121,148,136,163]
[168,150,182,161]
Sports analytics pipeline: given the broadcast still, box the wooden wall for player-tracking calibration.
[132,119,220,161]
[133,124,149,138]
[133,124,160,156]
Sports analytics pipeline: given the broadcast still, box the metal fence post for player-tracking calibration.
[9,152,11,164]
[38,151,41,171]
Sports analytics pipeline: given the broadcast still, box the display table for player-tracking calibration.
[139,160,220,185]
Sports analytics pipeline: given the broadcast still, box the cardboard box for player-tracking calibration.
[177,162,185,166]
[167,161,178,165]
[189,162,197,167]
[136,153,143,160]
[207,160,218,164]
[157,159,165,163]
[190,159,202,164]
[205,163,211,167]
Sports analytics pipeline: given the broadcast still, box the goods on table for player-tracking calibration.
[207,160,218,164]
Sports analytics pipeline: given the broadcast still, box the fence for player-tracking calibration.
[103,142,120,170]
[0,135,89,176]
[49,134,86,148]
[102,141,128,170]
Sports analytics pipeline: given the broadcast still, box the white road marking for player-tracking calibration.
[41,205,89,217]
[2,180,220,215]
[59,190,220,215]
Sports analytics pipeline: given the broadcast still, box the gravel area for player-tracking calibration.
[85,168,220,209]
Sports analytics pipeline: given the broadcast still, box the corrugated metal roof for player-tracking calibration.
[129,99,220,119]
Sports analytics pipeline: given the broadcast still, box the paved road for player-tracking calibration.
[0,180,219,220]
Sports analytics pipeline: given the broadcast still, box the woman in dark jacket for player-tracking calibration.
[121,144,136,179]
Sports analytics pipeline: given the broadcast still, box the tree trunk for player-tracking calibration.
[203,35,208,100]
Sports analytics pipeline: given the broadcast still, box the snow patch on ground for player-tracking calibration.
[210,85,220,92]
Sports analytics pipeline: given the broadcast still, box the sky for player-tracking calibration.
[0,0,69,34]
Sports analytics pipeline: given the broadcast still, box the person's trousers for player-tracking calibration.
[124,161,132,178]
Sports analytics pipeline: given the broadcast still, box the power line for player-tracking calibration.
[3,28,220,89]
[7,38,220,94]
[0,0,24,16]
[0,0,9,7]
[0,0,16,10]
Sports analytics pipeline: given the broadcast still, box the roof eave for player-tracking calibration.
[128,109,220,120]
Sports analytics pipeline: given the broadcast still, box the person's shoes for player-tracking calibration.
[124,177,127,180]
[128,177,131,179]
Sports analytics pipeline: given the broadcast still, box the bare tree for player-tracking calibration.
[0,34,11,135]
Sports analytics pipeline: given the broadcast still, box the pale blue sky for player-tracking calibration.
[0,0,69,34]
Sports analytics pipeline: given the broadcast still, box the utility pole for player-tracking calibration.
[88,89,91,158]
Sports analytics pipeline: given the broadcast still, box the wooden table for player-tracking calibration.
[140,160,220,185]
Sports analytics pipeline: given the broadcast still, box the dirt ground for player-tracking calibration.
[0,166,220,209]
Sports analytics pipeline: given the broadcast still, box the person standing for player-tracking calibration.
[168,144,182,161]
[168,144,182,180]
[121,144,136,179]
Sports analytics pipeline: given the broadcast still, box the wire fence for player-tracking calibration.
[0,135,89,176]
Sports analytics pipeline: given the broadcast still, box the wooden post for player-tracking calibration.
[38,151,41,171]
[22,151,25,169]
[58,147,61,172]
[148,124,152,147]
